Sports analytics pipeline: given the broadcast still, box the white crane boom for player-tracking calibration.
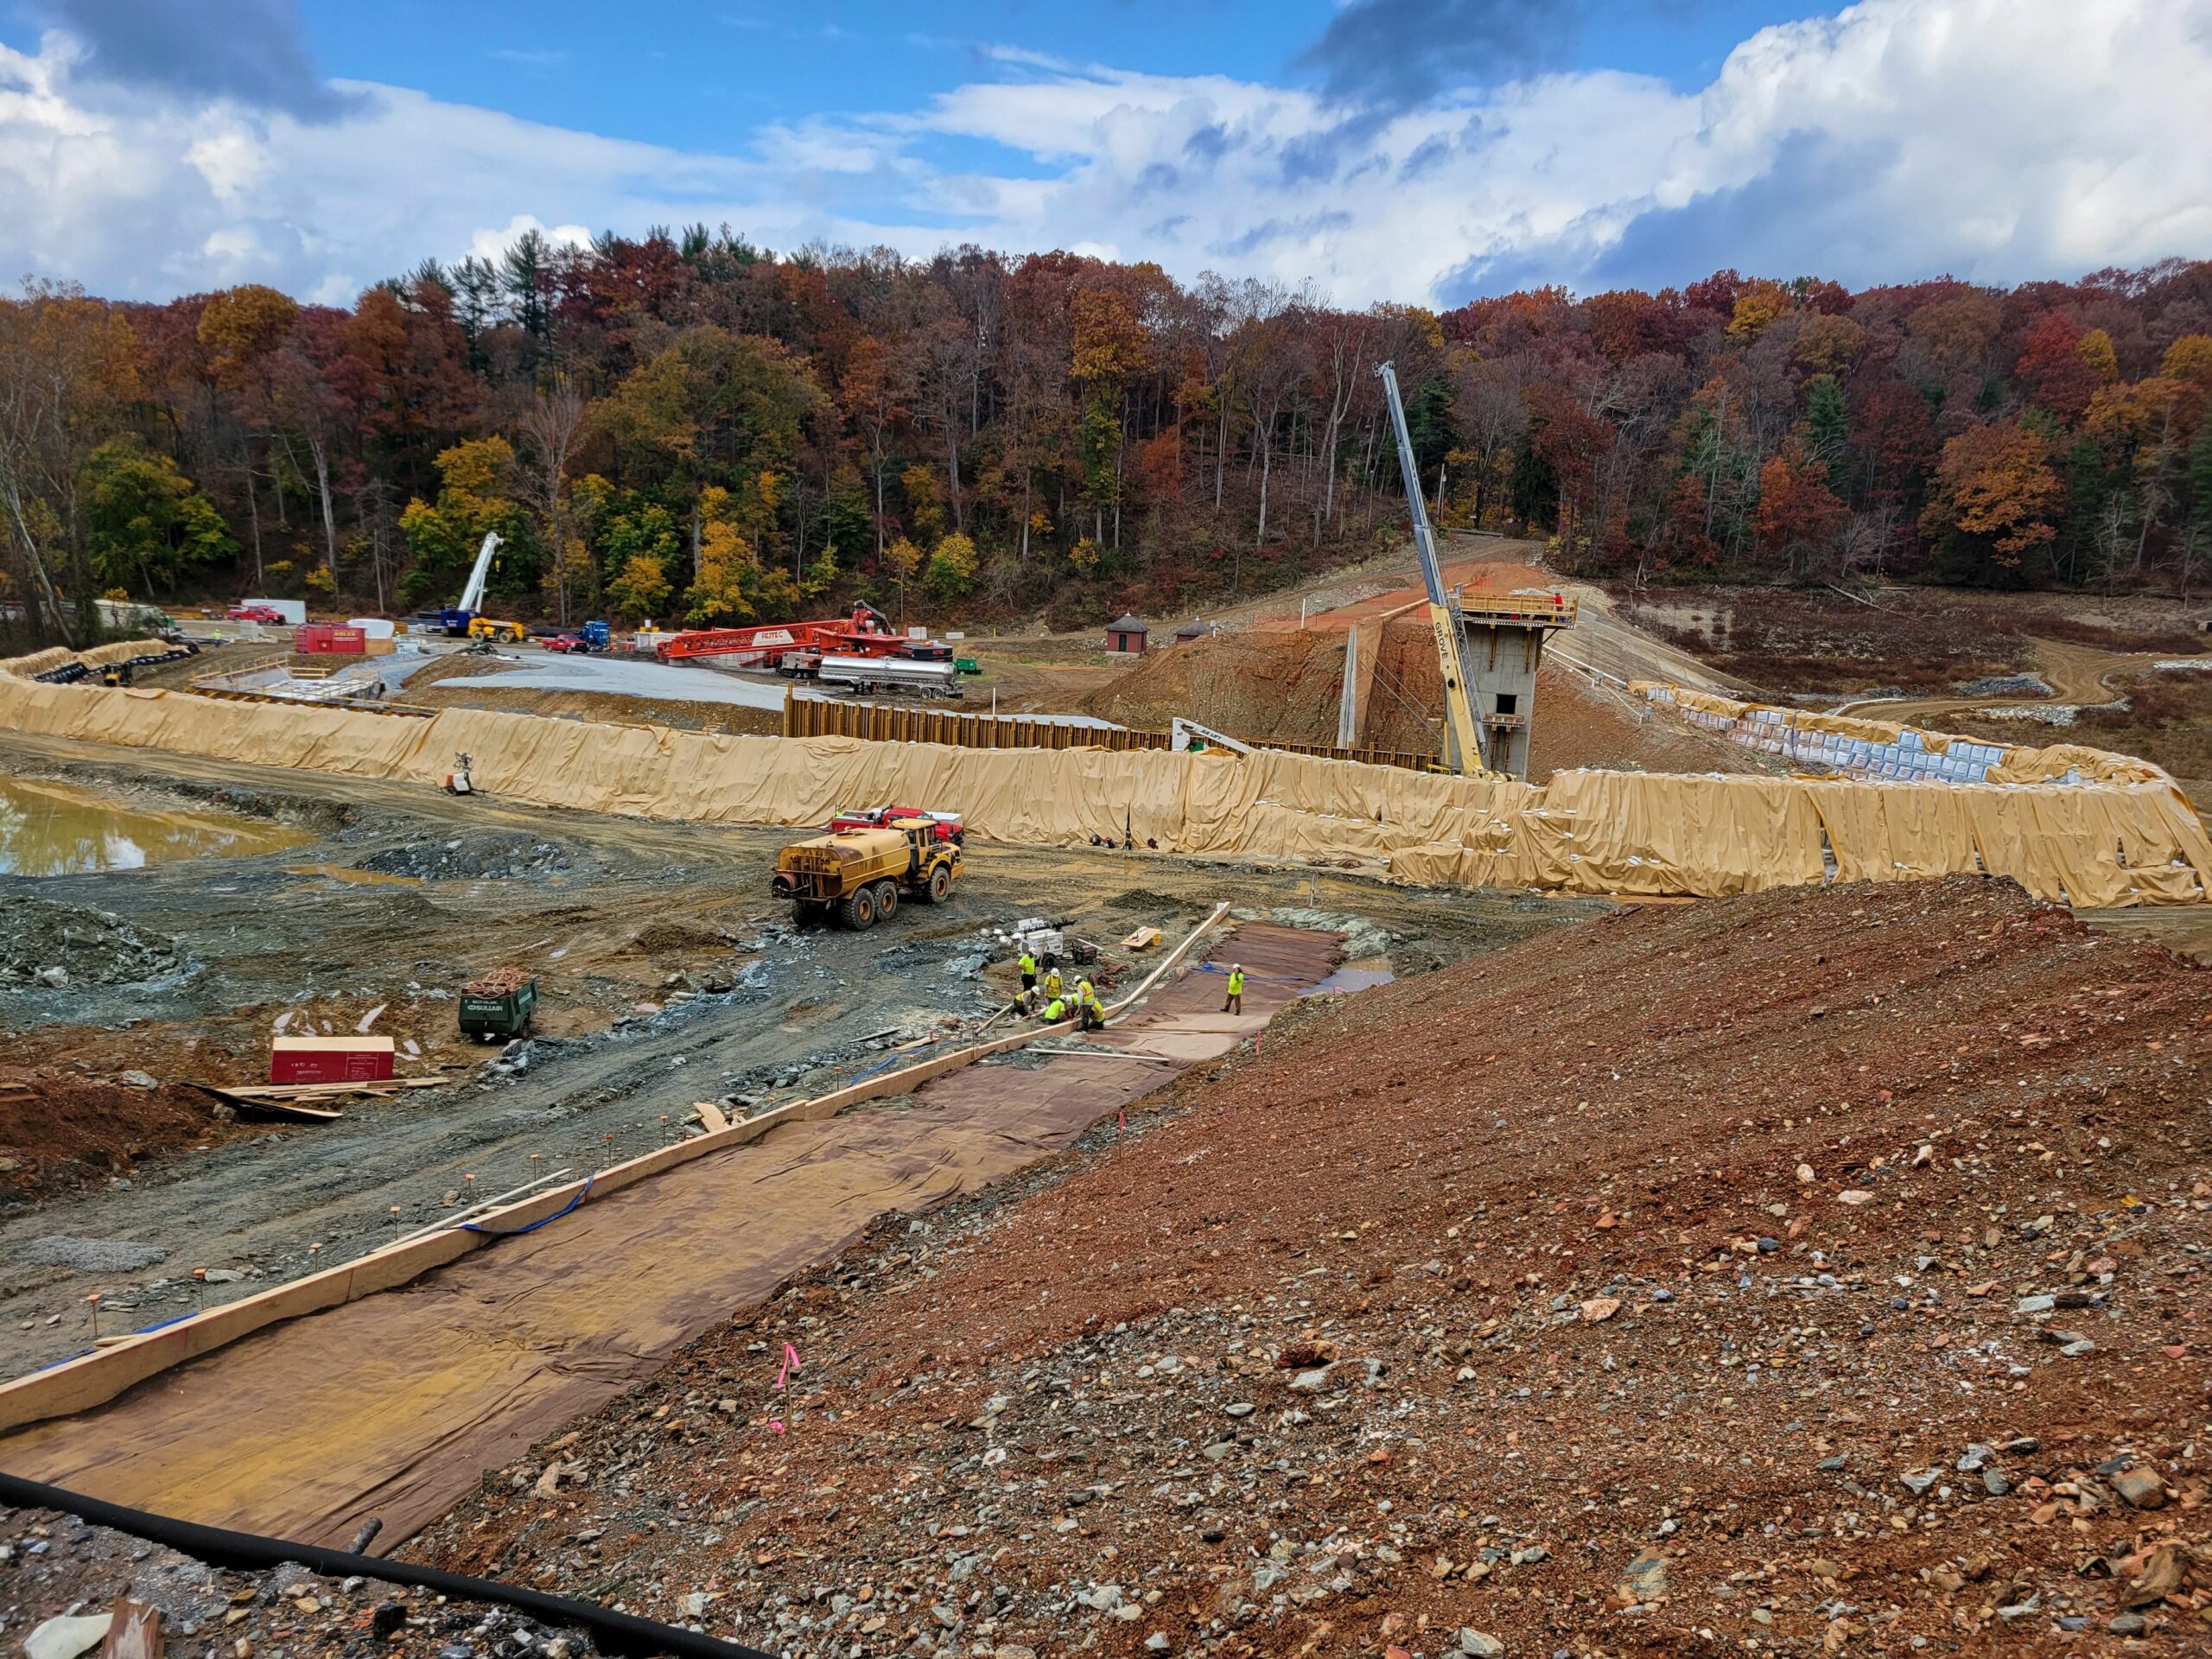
[456,531,502,616]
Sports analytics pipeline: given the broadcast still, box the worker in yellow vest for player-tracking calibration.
[1044,964,1064,1002]
[1222,963,1244,1014]
[1076,979,1105,1031]
[1017,949,1038,994]
[1039,995,1068,1022]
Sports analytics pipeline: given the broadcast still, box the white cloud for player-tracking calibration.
[0,0,2205,307]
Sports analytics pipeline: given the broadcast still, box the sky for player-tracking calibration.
[0,0,2207,309]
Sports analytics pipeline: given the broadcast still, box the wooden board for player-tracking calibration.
[185,1084,345,1122]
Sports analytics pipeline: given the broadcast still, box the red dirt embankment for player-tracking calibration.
[0,1070,237,1200]
[1081,619,1776,779]
[417,876,2211,1656]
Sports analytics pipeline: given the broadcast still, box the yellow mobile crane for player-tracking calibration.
[1376,361,1490,777]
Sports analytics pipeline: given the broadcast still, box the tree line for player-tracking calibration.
[3,233,2210,648]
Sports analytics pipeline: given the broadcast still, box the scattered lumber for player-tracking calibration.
[693,1100,730,1133]
[187,1074,447,1122]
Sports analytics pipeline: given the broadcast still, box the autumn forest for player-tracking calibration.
[4,228,2212,647]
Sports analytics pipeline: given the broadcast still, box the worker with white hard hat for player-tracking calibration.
[1223,962,1244,1015]
[1076,978,1105,1031]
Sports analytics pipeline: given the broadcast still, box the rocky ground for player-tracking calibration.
[0,1505,601,1659]
[413,876,2209,1658]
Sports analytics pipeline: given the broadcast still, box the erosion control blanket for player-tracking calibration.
[0,925,1338,1547]
[3,677,2208,906]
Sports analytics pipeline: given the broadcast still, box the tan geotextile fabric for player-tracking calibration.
[3,677,2209,906]
[1636,682,2172,786]
[0,925,1338,1546]
[0,639,175,679]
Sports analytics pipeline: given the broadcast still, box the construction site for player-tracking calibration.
[5,410,2212,1659]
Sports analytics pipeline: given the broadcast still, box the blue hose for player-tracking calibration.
[462,1174,595,1236]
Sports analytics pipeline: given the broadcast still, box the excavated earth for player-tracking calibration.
[413,876,2210,1658]
[0,729,1592,1381]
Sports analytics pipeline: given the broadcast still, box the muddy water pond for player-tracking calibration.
[0,779,309,876]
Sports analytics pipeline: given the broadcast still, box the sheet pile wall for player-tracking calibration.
[3,677,2208,906]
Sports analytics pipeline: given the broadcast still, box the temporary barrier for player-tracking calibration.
[3,676,2209,907]
[783,689,1439,772]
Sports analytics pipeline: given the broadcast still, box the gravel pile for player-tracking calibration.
[0,1504,600,1659]
[0,901,182,989]
[355,837,584,881]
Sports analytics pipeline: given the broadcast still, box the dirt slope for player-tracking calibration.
[415,876,2211,1656]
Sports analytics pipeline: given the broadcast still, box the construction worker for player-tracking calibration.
[1007,984,1039,1018]
[1039,994,1068,1022]
[1076,979,1105,1031]
[1223,962,1245,1015]
[1017,947,1038,994]
[1043,963,1064,1002]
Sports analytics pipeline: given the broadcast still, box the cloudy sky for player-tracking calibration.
[0,0,2206,308]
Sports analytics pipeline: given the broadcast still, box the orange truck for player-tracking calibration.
[770,818,961,929]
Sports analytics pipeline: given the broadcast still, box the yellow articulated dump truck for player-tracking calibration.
[771,817,962,929]
[467,616,527,642]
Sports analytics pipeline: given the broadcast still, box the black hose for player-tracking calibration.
[0,1472,774,1659]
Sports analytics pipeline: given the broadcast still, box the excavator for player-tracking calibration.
[1376,362,1491,777]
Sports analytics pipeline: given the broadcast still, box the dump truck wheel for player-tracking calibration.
[920,861,951,904]
[873,880,899,921]
[839,887,877,930]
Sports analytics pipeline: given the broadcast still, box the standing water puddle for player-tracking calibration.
[0,779,309,875]
[1302,962,1395,996]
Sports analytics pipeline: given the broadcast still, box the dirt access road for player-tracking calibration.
[1835,637,2212,721]
[0,729,1603,1381]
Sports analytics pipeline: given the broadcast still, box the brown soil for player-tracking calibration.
[1077,631,1354,741]
[414,875,2212,1656]
[1620,587,2211,702]
[0,1069,246,1200]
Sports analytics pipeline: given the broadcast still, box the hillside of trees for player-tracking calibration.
[3,231,2212,649]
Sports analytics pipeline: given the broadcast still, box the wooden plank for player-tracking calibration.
[186,1084,345,1122]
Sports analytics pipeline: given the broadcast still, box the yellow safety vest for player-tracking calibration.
[1018,953,1036,976]
[1226,969,1245,995]
[1045,969,1063,995]
[1043,998,1066,1020]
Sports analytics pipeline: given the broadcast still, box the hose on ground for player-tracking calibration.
[0,1471,773,1659]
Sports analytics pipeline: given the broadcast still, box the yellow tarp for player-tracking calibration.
[3,677,2209,907]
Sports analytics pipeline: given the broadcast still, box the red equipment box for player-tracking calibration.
[270,1035,395,1084]
[296,625,367,655]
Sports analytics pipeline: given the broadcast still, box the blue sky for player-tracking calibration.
[289,2,1816,154]
[0,1,2205,308]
